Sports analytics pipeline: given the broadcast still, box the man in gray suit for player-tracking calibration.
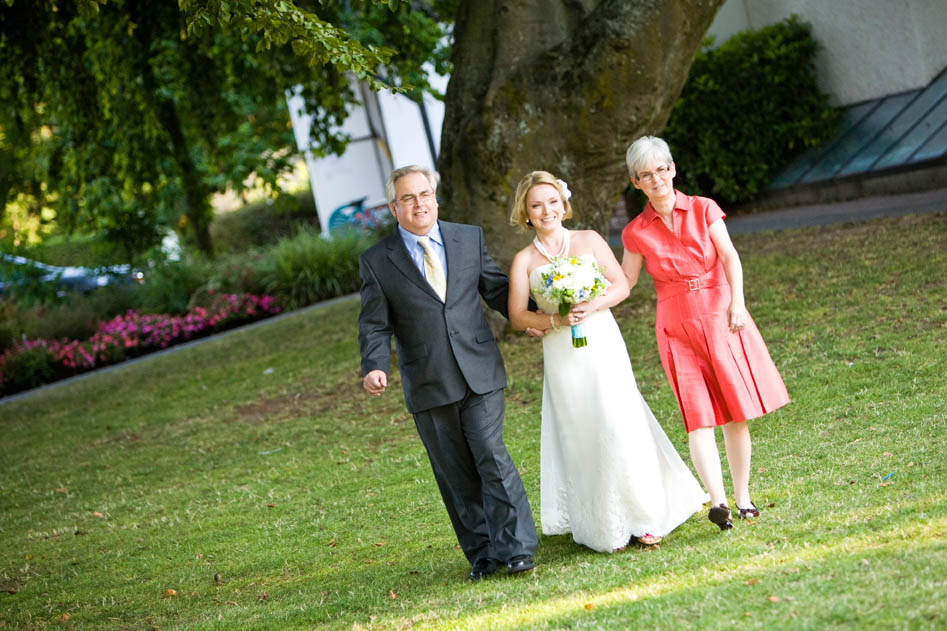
[358,165,537,580]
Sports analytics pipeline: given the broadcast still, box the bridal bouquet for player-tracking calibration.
[537,255,609,348]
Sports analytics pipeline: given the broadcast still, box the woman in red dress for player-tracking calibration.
[620,136,789,530]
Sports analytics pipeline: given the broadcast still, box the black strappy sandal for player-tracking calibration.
[708,503,732,530]
[736,502,760,519]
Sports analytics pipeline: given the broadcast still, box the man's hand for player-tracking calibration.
[363,369,388,396]
[524,308,550,338]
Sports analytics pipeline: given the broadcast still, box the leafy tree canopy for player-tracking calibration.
[0,0,455,257]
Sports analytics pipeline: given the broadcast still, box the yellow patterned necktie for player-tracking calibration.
[417,236,447,301]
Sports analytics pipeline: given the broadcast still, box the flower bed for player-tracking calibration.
[0,293,280,396]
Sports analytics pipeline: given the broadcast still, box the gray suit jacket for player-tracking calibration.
[358,221,509,413]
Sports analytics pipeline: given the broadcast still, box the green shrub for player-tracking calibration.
[16,285,138,342]
[0,344,56,394]
[135,256,214,315]
[86,283,141,320]
[190,226,378,311]
[0,280,140,354]
[255,226,373,310]
[210,192,322,255]
[0,320,16,354]
[0,299,22,353]
[2,194,374,347]
[663,15,840,206]
[21,299,100,342]
[205,251,269,296]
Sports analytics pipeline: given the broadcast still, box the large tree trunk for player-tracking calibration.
[438,0,725,268]
[161,101,216,258]
[131,0,215,258]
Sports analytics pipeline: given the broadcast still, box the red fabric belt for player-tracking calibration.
[654,273,727,300]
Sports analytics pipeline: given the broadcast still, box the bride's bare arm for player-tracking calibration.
[579,230,629,314]
[509,250,564,332]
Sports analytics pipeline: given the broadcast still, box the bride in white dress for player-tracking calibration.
[508,171,708,552]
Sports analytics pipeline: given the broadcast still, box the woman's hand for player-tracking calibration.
[710,219,748,334]
[728,302,748,333]
[567,301,594,326]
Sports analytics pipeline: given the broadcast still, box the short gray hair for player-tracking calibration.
[625,136,674,180]
[385,165,439,204]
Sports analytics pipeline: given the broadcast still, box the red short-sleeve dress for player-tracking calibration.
[621,190,789,433]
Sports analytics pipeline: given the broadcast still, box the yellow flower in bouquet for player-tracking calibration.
[537,255,609,347]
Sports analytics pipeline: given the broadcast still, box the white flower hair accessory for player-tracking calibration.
[556,179,572,200]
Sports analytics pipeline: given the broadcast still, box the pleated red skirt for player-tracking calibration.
[654,269,789,433]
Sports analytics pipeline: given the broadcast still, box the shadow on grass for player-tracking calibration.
[504,537,945,631]
[427,522,944,631]
[298,490,946,631]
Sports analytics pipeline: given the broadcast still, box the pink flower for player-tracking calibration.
[2,293,281,389]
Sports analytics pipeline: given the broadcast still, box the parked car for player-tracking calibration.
[0,253,144,296]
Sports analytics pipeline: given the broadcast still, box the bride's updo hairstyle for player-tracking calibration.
[509,170,573,230]
[625,135,675,181]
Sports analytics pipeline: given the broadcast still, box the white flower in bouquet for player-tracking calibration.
[538,255,609,347]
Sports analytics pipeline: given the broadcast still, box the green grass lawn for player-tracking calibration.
[1,214,945,630]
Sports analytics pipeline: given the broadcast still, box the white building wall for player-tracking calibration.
[286,65,449,234]
[381,67,449,169]
[707,0,947,106]
[377,92,436,172]
[287,83,391,233]
[705,0,750,44]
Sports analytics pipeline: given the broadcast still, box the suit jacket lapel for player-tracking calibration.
[384,229,442,300]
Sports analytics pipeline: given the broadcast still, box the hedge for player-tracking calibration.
[663,15,840,206]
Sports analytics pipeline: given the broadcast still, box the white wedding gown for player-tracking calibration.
[530,234,708,552]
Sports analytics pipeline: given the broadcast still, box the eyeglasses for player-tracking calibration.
[636,165,671,182]
[397,190,435,206]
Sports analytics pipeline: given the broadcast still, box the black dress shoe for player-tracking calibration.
[468,558,501,581]
[507,555,536,575]
[708,503,733,530]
